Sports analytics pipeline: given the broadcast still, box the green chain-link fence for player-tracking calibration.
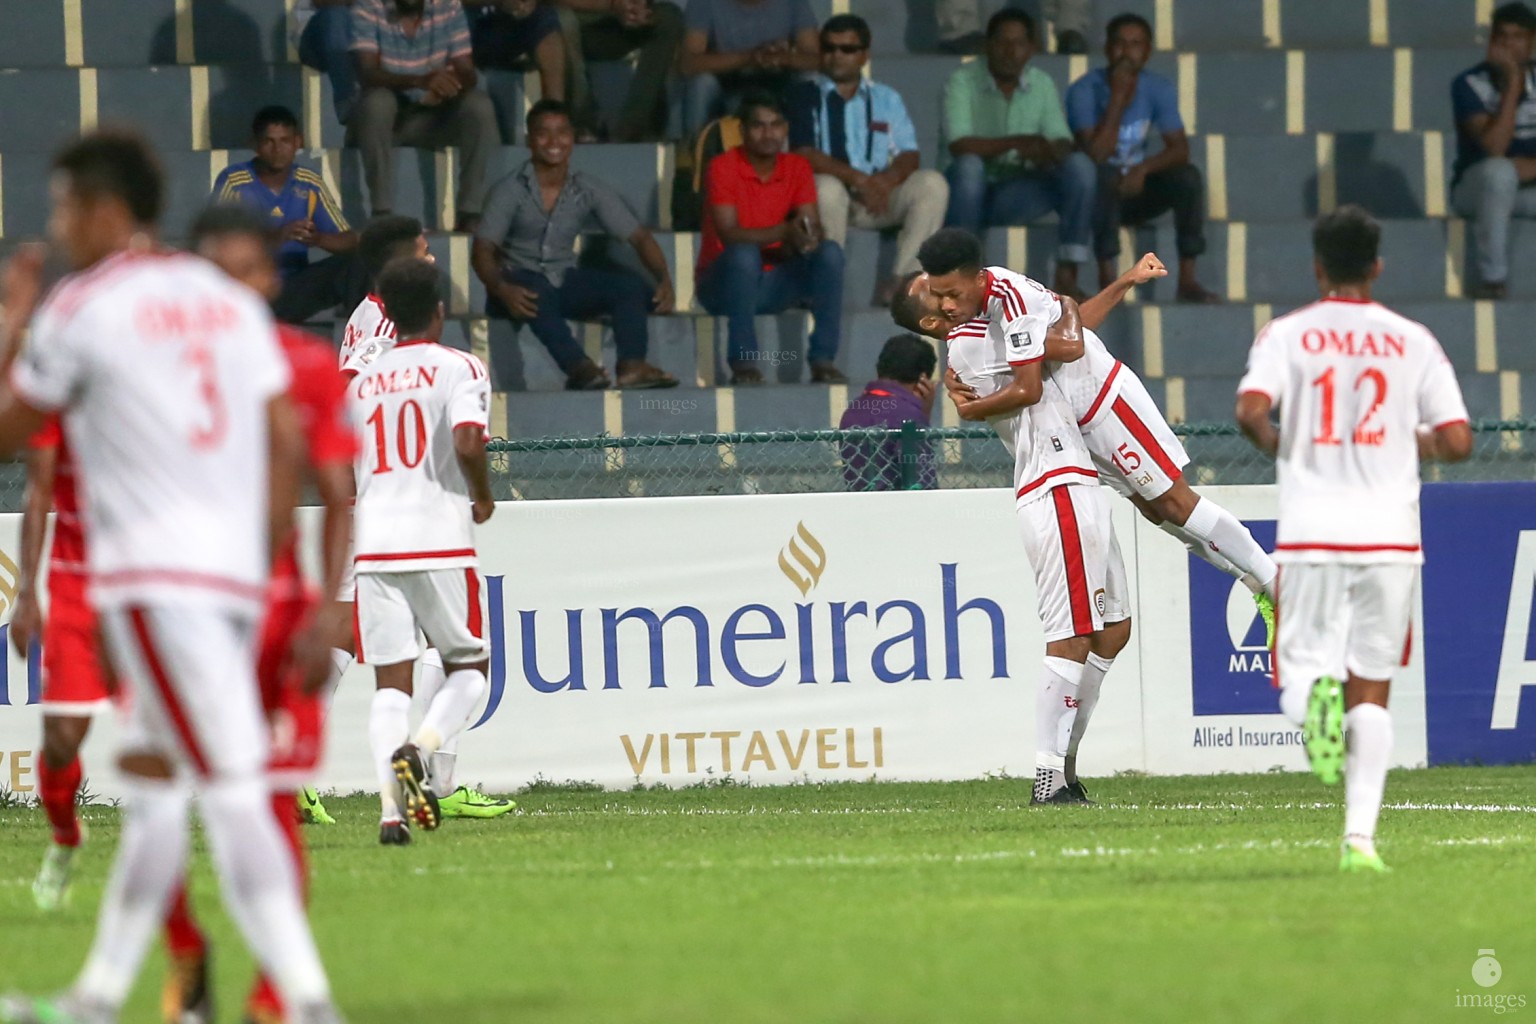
[481,420,1536,501]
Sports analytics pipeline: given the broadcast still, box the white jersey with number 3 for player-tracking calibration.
[1238,297,1469,563]
[351,340,491,573]
[11,250,290,614]
[339,293,396,378]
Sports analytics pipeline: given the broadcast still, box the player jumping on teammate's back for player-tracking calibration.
[330,216,514,825]
[0,130,344,1024]
[1236,206,1472,873]
[894,246,1280,646]
[917,229,1132,805]
[350,257,498,846]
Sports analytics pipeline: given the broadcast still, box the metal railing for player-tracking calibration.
[479,420,1536,501]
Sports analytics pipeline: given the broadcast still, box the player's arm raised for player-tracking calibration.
[10,441,55,657]
[1079,253,1167,330]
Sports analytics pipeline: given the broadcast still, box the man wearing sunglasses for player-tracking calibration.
[788,15,948,307]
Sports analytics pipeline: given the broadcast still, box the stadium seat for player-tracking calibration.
[1387,0,1484,49]
[1279,0,1374,49]
[208,64,305,149]
[0,69,81,153]
[1157,304,1257,378]
[1493,303,1536,372]
[1410,48,1482,131]
[81,0,178,67]
[0,0,68,69]
[191,0,291,66]
[0,153,53,240]
[1169,0,1268,52]
[1394,301,1479,373]
[1303,50,1397,134]
[1195,52,1287,136]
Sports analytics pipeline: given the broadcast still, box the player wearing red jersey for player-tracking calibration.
[12,413,112,913]
[1237,207,1472,872]
[0,132,342,1024]
[148,206,359,1024]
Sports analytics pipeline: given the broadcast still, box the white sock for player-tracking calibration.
[199,777,330,1005]
[1158,520,1265,593]
[1344,703,1392,850]
[75,778,192,1006]
[369,687,412,820]
[414,669,487,760]
[1065,653,1113,782]
[1037,656,1083,772]
[415,650,464,793]
[1278,680,1309,726]
[1182,498,1278,596]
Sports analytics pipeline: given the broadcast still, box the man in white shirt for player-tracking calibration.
[1237,206,1473,873]
[917,229,1126,804]
[0,130,342,1024]
[350,257,498,844]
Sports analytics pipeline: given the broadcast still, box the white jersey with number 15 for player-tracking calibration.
[350,340,491,574]
[1238,297,1469,564]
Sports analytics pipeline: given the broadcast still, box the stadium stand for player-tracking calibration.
[0,0,1525,441]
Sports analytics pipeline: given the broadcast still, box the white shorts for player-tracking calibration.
[100,604,267,780]
[1017,484,1127,642]
[356,567,489,666]
[1277,563,1417,688]
[1084,373,1190,502]
[336,562,356,603]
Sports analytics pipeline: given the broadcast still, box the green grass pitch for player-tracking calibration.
[1,767,1532,1023]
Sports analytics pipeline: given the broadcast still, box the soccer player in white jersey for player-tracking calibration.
[915,229,1127,804]
[894,253,1281,641]
[0,131,342,1024]
[331,217,514,823]
[1236,207,1472,873]
[349,257,498,845]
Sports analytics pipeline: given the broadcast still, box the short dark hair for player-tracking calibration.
[1105,12,1153,44]
[1312,205,1380,285]
[252,105,300,137]
[188,204,270,250]
[359,214,424,283]
[821,14,872,49]
[737,90,785,121]
[1493,2,1536,32]
[917,228,983,277]
[526,98,573,134]
[889,270,928,334]
[53,129,164,226]
[376,257,442,338]
[876,334,937,384]
[986,8,1035,42]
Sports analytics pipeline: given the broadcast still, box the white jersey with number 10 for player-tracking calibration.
[1237,297,1469,563]
[350,340,491,573]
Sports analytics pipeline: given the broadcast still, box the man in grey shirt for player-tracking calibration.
[472,99,679,390]
[679,0,819,135]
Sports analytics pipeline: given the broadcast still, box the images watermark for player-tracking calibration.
[1457,950,1527,1014]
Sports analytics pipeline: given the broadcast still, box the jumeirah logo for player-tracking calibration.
[0,547,20,619]
[778,521,827,596]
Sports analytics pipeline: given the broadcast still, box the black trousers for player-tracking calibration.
[1093,162,1208,261]
[272,252,368,325]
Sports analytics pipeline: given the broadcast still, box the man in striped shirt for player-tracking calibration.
[350,0,500,232]
[211,106,363,324]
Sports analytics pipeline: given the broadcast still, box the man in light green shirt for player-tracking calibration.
[942,8,1096,297]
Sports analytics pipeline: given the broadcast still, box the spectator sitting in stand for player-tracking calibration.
[788,14,949,306]
[1066,12,1220,302]
[1451,1,1536,300]
[210,105,364,324]
[556,0,684,142]
[695,91,847,385]
[678,0,820,136]
[294,0,360,121]
[350,0,500,231]
[473,100,679,390]
[838,334,937,491]
[464,0,570,119]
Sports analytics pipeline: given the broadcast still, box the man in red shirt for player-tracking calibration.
[156,205,358,1024]
[695,91,848,385]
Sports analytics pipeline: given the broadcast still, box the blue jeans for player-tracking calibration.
[944,151,1096,265]
[486,266,653,383]
[299,8,357,121]
[696,242,844,365]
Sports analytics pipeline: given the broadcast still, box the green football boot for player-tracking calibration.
[297,787,335,826]
[0,993,115,1024]
[1302,676,1345,785]
[1254,591,1277,649]
[437,785,517,820]
[1339,841,1390,874]
[33,828,86,913]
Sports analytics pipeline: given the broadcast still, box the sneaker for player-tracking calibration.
[297,787,335,826]
[378,819,411,846]
[1254,591,1276,649]
[161,950,212,1024]
[1302,676,1345,785]
[437,785,517,820]
[33,836,83,912]
[1032,784,1092,805]
[1029,766,1085,804]
[391,744,441,831]
[0,993,116,1024]
[1339,840,1390,874]
[1064,780,1095,804]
